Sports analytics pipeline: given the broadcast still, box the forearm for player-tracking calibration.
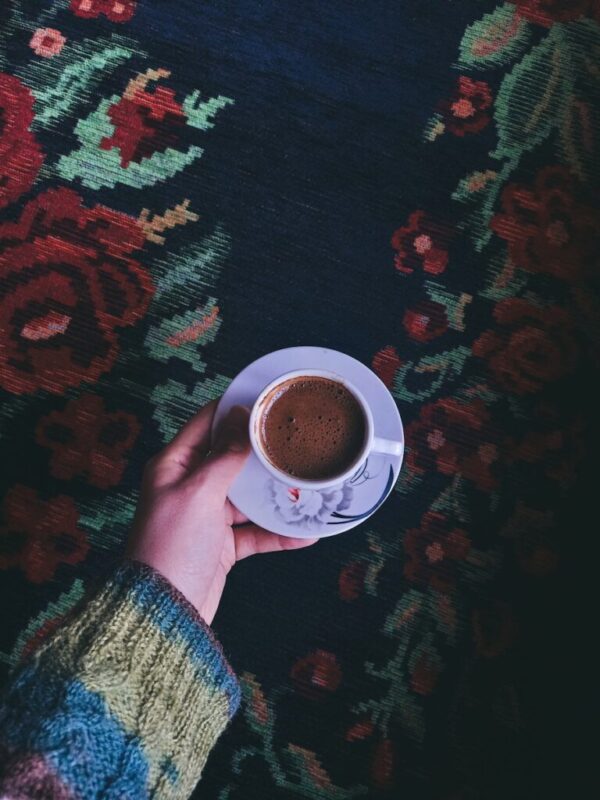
[0,561,240,799]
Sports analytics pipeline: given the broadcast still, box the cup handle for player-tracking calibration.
[372,436,404,458]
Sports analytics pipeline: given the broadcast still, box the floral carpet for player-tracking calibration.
[1,2,598,797]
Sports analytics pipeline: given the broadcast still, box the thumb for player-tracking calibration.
[194,405,251,498]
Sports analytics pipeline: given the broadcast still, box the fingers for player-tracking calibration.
[190,405,251,500]
[159,398,219,475]
[234,524,318,561]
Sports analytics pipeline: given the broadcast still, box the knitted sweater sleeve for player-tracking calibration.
[0,560,241,799]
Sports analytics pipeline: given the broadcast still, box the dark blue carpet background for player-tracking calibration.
[5,1,589,798]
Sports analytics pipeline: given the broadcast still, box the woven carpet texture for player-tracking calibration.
[1,1,598,797]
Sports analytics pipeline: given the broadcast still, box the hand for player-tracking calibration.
[127,399,317,623]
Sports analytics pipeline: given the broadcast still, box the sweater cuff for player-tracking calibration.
[0,559,240,799]
[113,559,241,716]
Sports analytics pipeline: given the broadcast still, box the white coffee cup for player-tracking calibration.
[249,368,403,490]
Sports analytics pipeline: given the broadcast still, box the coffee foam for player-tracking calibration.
[258,376,366,480]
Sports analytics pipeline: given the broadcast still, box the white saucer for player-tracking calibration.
[211,347,404,538]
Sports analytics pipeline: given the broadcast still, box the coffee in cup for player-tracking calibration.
[257,376,366,480]
[249,367,404,491]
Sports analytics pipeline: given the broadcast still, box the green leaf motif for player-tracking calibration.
[241,673,272,733]
[492,26,573,161]
[558,21,600,185]
[145,227,231,369]
[423,112,445,142]
[479,247,529,302]
[144,298,222,370]
[452,169,499,206]
[424,281,472,332]
[430,476,470,524]
[183,90,235,130]
[392,346,471,404]
[152,227,231,309]
[2,579,85,667]
[78,493,138,551]
[458,3,532,70]
[57,95,204,189]
[151,374,231,444]
[383,589,424,637]
[30,38,137,129]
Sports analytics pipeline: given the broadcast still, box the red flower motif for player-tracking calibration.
[29,28,67,58]
[291,650,342,699]
[36,394,141,488]
[70,0,136,23]
[438,76,493,136]
[508,0,598,26]
[338,560,367,601]
[472,298,578,395]
[403,299,448,343]
[101,79,187,168]
[0,485,89,583]
[0,188,153,396]
[508,409,585,488]
[346,716,375,742]
[491,166,600,282]
[404,511,470,593]
[371,345,402,388]
[406,397,501,491]
[0,73,44,210]
[391,211,451,276]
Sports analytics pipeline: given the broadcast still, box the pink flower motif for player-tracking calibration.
[269,479,353,530]
[70,0,137,23]
[29,28,66,58]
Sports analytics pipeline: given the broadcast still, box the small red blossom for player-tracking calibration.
[36,394,141,488]
[403,299,448,343]
[291,650,342,699]
[70,0,137,23]
[101,79,187,168]
[338,560,367,601]
[29,28,66,58]
[391,211,451,276]
[346,716,375,742]
[438,76,493,136]
[371,345,402,388]
[0,486,89,583]
[404,511,470,593]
